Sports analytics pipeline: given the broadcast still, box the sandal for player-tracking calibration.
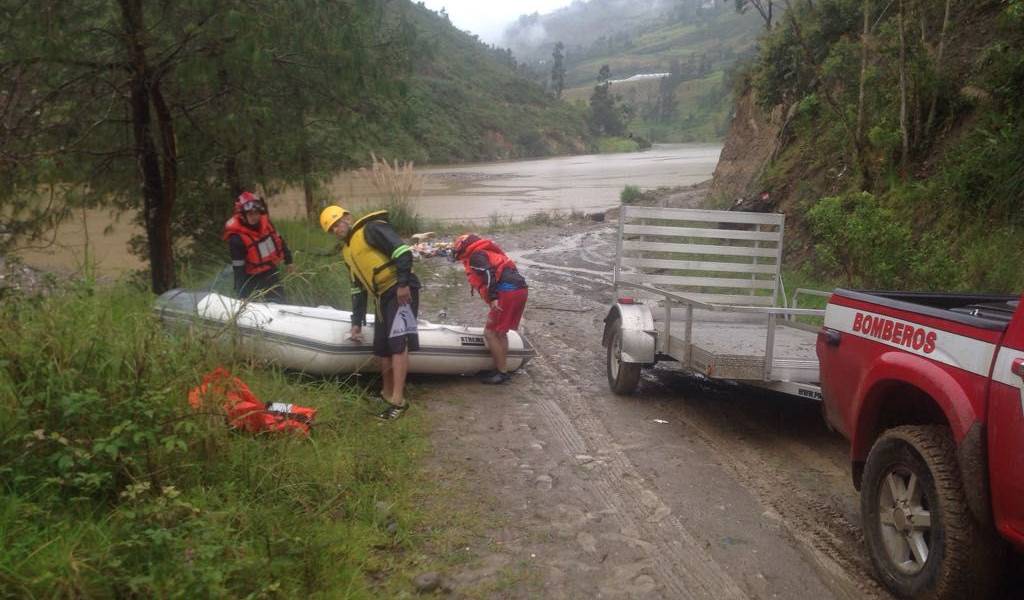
[376,403,407,421]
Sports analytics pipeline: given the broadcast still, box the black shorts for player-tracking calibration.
[239,268,286,303]
[373,285,420,357]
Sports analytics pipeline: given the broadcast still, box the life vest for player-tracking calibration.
[460,238,516,298]
[341,210,401,297]
[222,214,285,275]
[188,368,316,435]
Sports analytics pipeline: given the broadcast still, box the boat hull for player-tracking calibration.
[154,290,534,376]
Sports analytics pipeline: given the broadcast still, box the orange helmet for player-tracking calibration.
[451,233,480,261]
[235,191,265,214]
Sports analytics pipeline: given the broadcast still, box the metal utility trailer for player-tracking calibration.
[601,205,826,401]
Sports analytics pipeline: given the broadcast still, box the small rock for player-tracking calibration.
[536,474,553,490]
[413,571,442,593]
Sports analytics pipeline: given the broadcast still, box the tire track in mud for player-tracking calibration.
[645,388,892,600]
[524,332,749,599]
[515,229,893,600]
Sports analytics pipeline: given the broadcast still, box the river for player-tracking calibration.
[18,143,721,275]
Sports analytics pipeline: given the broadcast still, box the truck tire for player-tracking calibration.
[861,425,1000,599]
[606,319,641,395]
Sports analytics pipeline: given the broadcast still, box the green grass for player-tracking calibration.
[0,228,481,596]
[484,209,591,233]
[595,136,644,153]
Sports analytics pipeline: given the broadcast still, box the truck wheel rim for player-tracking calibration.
[877,466,932,575]
[611,332,622,379]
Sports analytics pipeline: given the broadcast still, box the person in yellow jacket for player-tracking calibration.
[320,205,420,420]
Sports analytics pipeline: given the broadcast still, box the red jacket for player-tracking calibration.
[222,214,285,275]
[460,238,516,300]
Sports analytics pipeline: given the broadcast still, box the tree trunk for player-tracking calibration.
[300,139,315,222]
[120,0,176,293]
[297,105,316,222]
[218,65,243,198]
[856,0,872,186]
[151,80,178,291]
[253,121,267,191]
[898,0,909,174]
[784,0,871,186]
[925,0,952,137]
[224,156,242,198]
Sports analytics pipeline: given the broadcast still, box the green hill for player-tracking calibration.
[711,0,1024,292]
[504,0,763,142]
[384,4,590,163]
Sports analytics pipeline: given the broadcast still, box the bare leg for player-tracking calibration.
[390,349,410,406]
[380,356,393,402]
[485,329,509,373]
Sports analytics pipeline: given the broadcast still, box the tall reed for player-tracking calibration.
[356,153,424,235]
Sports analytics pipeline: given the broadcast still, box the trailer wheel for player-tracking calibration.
[606,319,641,395]
[861,425,1000,600]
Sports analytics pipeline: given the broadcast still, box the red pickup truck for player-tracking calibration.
[817,289,1023,599]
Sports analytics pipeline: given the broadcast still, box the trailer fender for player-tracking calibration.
[603,303,656,364]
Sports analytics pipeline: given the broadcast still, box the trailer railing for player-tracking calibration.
[612,205,825,383]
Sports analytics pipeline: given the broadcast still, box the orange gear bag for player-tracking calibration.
[188,367,316,435]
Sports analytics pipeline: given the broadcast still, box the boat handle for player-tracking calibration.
[1012,357,1024,378]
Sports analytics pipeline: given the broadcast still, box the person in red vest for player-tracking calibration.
[452,234,528,384]
[222,191,292,303]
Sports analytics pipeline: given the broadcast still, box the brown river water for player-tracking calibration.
[17,143,720,276]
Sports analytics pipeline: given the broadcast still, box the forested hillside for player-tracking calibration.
[711,0,1024,292]
[400,6,588,163]
[0,0,587,293]
[504,0,763,142]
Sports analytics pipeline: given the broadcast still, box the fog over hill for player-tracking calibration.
[502,0,673,61]
[498,0,762,143]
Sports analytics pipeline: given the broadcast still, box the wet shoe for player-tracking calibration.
[481,371,511,385]
[376,403,407,420]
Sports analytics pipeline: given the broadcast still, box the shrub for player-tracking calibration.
[620,185,643,205]
[807,192,916,288]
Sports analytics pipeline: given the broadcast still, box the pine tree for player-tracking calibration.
[589,65,625,136]
[550,42,566,99]
[0,0,413,291]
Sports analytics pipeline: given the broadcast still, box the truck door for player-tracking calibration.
[988,295,1024,549]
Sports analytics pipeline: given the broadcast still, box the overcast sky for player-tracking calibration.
[420,0,577,44]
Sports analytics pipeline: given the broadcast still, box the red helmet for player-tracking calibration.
[235,191,265,214]
[452,233,480,261]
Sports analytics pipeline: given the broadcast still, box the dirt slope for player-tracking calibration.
[707,87,784,209]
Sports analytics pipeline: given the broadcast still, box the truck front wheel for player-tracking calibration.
[606,319,641,395]
[861,425,999,599]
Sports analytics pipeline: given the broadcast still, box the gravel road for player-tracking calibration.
[411,195,899,599]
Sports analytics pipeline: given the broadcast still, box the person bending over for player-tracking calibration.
[452,234,528,385]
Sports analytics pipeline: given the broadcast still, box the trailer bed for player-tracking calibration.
[605,205,826,400]
[669,321,819,382]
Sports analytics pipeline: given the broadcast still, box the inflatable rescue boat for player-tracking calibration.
[154,289,534,375]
